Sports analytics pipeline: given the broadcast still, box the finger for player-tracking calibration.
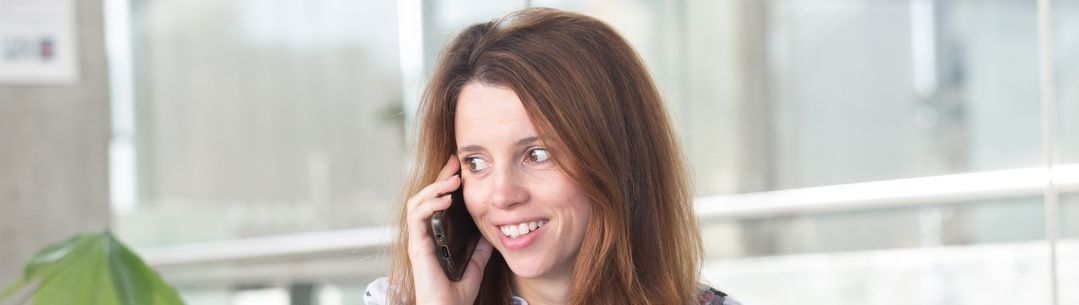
[407,195,453,244]
[406,190,465,259]
[436,154,462,181]
[461,238,494,283]
[404,155,461,212]
[407,194,454,228]
[407,174,461,211]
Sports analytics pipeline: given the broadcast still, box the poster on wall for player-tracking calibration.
[0,0,79,84]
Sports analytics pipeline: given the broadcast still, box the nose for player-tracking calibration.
[488,165,529,209]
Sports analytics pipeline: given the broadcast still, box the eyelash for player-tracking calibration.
[524,147,551,165]
[463,156,490,173]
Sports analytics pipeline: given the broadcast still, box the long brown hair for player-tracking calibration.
[390,7,703,305]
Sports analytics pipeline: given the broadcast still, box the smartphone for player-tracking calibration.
[428,177,480,281]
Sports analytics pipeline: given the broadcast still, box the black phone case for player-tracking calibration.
[429,186,480,281]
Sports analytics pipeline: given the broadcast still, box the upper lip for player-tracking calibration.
[490,217,549,226]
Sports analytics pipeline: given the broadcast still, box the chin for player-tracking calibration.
[503,254,554,278]
[502,259,548,278]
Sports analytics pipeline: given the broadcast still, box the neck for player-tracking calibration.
[511,268,573,305]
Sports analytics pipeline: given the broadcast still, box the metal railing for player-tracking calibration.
[141,163,1079,268]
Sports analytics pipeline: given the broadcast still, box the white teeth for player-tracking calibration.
[499,219,547,238]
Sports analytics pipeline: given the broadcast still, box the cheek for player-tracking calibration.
[462,184,486,218]
[551,181,592,230]
[570,196,592,232]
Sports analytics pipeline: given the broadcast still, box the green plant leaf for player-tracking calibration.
[0,231,185,305]
[0,277,27,300]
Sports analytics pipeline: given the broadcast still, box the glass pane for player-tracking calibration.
[106,1,1067,304]
[764,0,1043,190]
[115,0,407,247]
[1055,0,1079,304]
[1057,0,1079,165]
[547,0,1045,195]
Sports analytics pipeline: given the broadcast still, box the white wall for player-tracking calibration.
[0,0,111,284]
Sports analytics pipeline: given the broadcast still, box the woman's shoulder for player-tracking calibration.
[699,283,743,305]
[364,277,393,305]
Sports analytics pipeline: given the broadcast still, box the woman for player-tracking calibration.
[366,7,739,305]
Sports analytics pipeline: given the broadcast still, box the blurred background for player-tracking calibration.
[1,0,1077,304]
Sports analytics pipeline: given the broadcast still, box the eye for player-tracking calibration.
[464,157,491,172]
[525,148,551,164]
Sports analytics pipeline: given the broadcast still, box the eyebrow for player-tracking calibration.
[456,136,539,155]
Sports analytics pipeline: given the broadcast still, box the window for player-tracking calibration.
[107,0,1076,304]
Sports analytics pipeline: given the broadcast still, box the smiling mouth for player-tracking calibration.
[498,219,548,239]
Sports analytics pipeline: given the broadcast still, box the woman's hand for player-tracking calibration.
[406,155,495,305]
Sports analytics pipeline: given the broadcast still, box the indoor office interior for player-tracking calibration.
[2,0,1078,304]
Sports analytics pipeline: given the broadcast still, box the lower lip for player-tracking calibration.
[498,223,546,251]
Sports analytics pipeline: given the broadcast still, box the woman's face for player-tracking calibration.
[454,82,592,280]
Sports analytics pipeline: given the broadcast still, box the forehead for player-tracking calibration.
[454,83,537,142]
